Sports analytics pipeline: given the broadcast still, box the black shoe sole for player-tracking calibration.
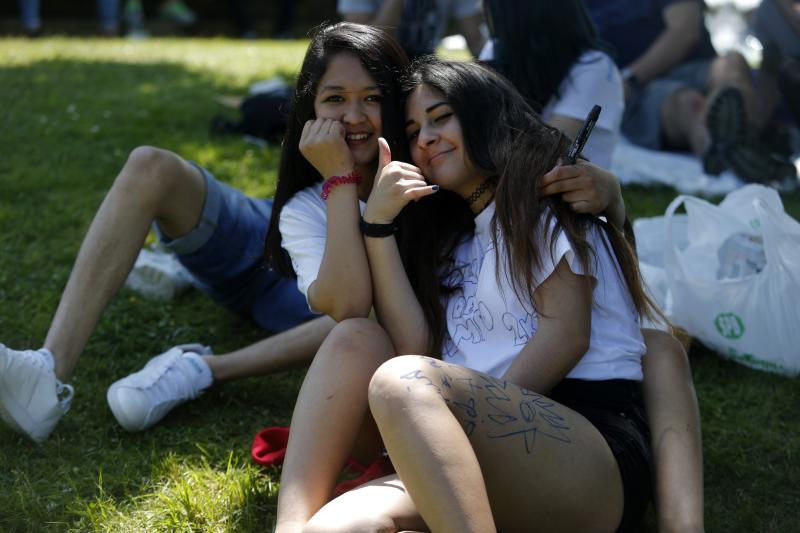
[706,87,747,147]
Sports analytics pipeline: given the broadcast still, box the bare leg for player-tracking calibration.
[275,318,395,533]
[203,316,336,382]
[660,88,710,156]
[661,51,762,156]
[44,146,207,381]
[369,356,625,533]
[303,474,427,533]
[641,329,704,533]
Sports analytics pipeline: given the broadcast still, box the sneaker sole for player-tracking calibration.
[726,146,797,184]
[107,384,149,432]
[702,144,727,176]
[706,87,747,147]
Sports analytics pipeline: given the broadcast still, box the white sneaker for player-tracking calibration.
[107,344,213,432]
[0,344,74,443]
[124,247,195,300]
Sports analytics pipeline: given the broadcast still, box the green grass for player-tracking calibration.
[1,37,799,532]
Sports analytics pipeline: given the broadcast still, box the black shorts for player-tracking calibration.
[549,379,653,533]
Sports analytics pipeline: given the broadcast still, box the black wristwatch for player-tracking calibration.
[359,216,398,238]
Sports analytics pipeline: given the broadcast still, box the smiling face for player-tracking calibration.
[405,84,485,199]
[313,53,383,175]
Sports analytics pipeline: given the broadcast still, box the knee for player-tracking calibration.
[368,355,429,418]
[319,318,394,367]
[115,145,188,197]
[643,329,693,382]
[717,51,750,74]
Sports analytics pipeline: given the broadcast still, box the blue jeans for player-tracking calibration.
[18,0,120,30]
[154,165,319,332]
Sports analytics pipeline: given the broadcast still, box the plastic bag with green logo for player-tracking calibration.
[657,184,800,376]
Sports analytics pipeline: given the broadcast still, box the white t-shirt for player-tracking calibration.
[279,182,366,310]
[479,44,624,169]
[440,202,645,381]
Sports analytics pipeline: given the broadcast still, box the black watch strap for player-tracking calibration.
[359,216,398,238]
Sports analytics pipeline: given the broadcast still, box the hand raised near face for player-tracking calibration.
[299,118,355,178]
[363,137,439,224]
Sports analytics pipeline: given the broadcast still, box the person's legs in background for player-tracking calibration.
[655,54,796,183]
[97,0,121,35]
[17,0,41,36]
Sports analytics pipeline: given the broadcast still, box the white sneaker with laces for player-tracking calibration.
[0,344,74,443]
[107,344,213,432]
[124,247,195,300]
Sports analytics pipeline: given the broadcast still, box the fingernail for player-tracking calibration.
[432,185,440,191]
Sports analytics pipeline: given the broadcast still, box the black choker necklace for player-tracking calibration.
[466,176,498,206]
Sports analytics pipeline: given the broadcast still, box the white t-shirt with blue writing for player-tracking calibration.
[440,202,645,381]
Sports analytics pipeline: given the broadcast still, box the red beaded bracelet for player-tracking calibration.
[320,170,363,200]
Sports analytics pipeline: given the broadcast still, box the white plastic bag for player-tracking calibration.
[639,185,800,376]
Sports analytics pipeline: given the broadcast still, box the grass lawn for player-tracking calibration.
[1,37,798,532]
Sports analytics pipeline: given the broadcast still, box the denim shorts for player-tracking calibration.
[154,165,319,332]
[549,378,653,533]
[623,59,711,150]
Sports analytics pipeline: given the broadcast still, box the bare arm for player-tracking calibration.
[501,258,593,394]
[307,186,372,321]
[341,0,405,30]
[300,118,373,320]
[363,138,439,354]
[363,231,432,355]
[626,1,703,83]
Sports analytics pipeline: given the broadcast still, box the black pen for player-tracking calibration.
[564,104,601,164]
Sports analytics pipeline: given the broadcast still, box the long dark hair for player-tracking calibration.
[401,58,658,354]
[483,0,604,112]
[265,22,410,276]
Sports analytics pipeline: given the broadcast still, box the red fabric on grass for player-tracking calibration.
[251,426,395,496]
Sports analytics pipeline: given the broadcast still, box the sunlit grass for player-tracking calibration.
[74,453,279,532]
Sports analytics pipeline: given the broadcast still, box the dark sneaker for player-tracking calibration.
[725,135,798,184]
[704,87,748,175]
[706,87,748,146]
[702,142,727,176]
